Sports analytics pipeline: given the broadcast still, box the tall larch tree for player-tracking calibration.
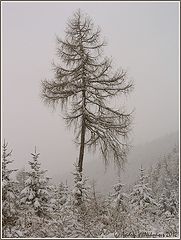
[41,10,133,175]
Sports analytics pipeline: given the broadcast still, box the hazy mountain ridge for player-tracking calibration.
[52,131,179,193]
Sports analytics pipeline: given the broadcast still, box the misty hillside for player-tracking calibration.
[52,131,179,193]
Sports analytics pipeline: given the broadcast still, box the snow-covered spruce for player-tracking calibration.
[72,164,90,206]
[20,147,50,218]
[15,168,29,192]
[130,165,157,214]
[49,182,69,212]
[2,140,18,237]
[110,180,129,211]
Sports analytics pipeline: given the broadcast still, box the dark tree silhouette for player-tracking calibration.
[41,10,133,174]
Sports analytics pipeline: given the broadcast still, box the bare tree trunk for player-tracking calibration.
[78,89,86,173]
[78,121,86,173]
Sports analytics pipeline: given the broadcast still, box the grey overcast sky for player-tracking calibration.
[2,2,179,175]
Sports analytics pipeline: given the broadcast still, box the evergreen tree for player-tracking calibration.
[20,147,50,218]
[150,147,179,200]
[130,165,156,215]
[158,188,170,215]
[72,164,90,206]
[150,161,162,195]
[105,180,130,237]
[158,188,178,217]
[2,140,18,237]
[155,149,179,218]
[15,167,29,192]
[44,183,72,238]
[50,182,68,212]
[158,189,178,235]
[110,180,128,212]
[168,190,178,216]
